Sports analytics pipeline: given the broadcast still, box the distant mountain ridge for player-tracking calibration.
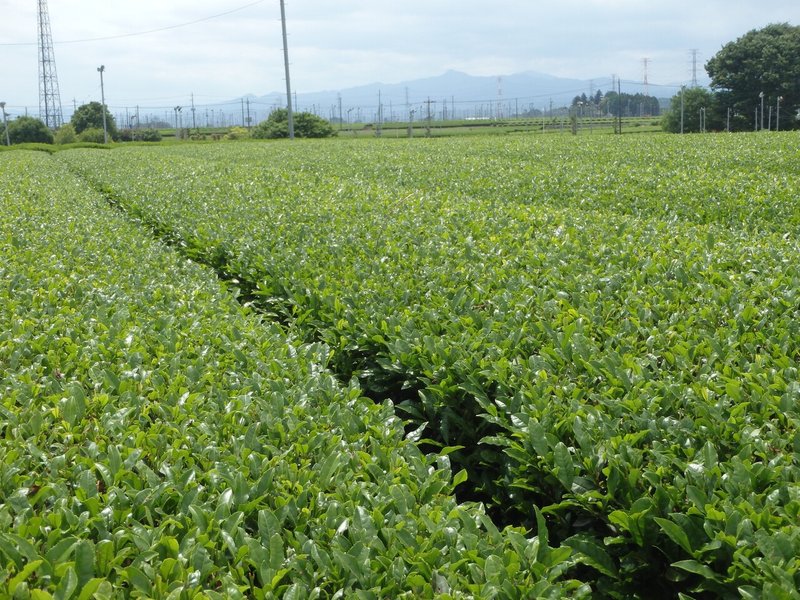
[247,69,697,121]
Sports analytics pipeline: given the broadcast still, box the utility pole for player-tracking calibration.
[191,94,197,132]
[777,96,783,131]
[376,90,382,137]
[617,76,623,134]
[611,76,616,132]
[279,0,294,139]
[425,97,435,137]
[680,85,685,134]
[496,76,503,120]
[246,98,252,131]
[174,106,182,137]
[338,93,343,131]
[759,91,764,131]
[405,87,410,133]
[97,65,108,143]
[0,102,10,146]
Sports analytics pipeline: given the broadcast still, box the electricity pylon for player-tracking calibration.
[37,0,64,129]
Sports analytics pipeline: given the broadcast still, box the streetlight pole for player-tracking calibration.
[0,102,10,146]
[174,106,183,138]
[97,66,108,144]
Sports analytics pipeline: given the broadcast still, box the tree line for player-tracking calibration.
[662,23,799,133]
[570,91,661,118]
[0,102,162,145]
[0,102,334,145]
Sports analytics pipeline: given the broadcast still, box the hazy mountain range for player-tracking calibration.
[244,69,704,121]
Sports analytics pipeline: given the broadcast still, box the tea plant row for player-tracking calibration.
[57,135,800,597]
[0,151,584,598]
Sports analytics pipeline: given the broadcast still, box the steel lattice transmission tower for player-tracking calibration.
[689,49,699,88]
[37,0,64,129]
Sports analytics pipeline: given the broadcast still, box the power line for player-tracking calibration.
[0,0,266,47]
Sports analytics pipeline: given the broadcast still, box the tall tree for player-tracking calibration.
[252,108,335,139]
[662,87,721,133]
[706,23,800,130]
[70,102,118,139]
[2,116,54,144]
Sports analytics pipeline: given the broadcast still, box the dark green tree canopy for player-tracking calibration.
[70,102,118,138]
[2,116,54,144]
[252,108,336,139]
[601,92,661,117]
[661,87,722,133]
[706,23,800,130]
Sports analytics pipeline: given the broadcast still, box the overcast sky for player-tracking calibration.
[0,0,795,117]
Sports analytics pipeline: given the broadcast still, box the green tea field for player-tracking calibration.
[2,132,800,598]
